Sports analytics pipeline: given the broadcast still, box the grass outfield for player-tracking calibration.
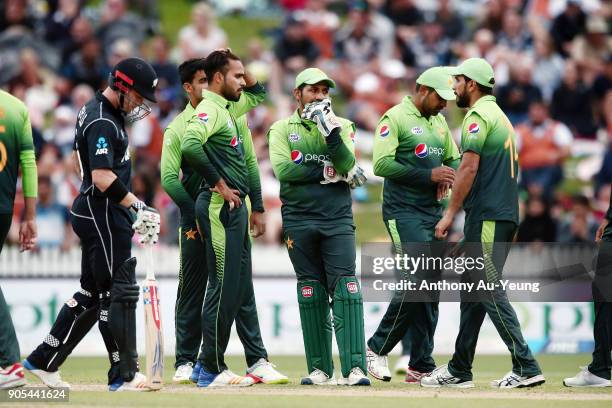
[16,354,612,407]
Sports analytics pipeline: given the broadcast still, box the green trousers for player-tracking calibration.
[0,213,20,366]
[195,192,267,374]
[284,222,366,377]
[448,220,541,380]
[588,226,612,380]
[176,213,268,369]
[367,217,439,372]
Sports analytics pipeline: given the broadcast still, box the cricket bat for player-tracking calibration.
[142,244,164,390]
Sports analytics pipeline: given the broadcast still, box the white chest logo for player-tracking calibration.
[411,126,423,135]
[227,119,234,129]
[121,148,130,163]
[289,133,301,142]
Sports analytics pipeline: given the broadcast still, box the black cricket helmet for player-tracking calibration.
[109,57,158,122]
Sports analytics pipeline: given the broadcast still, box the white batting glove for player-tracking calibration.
[301,98,341,137]
[346,165,367,189]
[131,201,161,245]
[320,160,345,185]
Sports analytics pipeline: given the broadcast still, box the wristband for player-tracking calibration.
[105,177,129,204]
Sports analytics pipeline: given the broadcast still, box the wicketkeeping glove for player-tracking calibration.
[320,160,345,185]
[131,201,161,245]
[301,98,341,137]
[346,165,367,189]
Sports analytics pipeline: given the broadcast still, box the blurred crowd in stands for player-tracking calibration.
[0,0,610,249]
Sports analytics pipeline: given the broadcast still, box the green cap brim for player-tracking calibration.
[435,88,456,101]
[297,78,336,89]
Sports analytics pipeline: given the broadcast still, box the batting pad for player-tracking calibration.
[332,276,366,377]
[297,280,334,377]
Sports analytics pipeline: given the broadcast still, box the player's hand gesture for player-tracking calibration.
[431,166,455,184]
[437,182,452,201]
[250,211,266,238]
[19,219,37,252]
[347,165,367,189]
[320,161,344,184]
[210,178,242,210]
[301,99,341,137]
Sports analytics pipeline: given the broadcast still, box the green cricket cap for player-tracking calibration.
[450,58,495,88]
[295,68,336,89]
[416,66,456,101]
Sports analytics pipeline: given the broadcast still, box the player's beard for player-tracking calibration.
[222,83,241,102]
[455,89,470,108]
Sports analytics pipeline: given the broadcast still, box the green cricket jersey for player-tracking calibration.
[460,95,519,225]
[373,96,460,221]
[0,90,37,214]
[181,87,265,211]
[162,84,265,215]
[267,110,356,227]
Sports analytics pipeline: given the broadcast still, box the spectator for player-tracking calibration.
[434,0,465,40]
[293,0,340,59]
[44,0,81,50]
[403,19,451,70]
[517,100,573,198]
[149,35,180,91]
[43,105,76,157]
[477,0,505,34]
[33,176,74,251]
[177,2,227,60]
[531,33,565,102]
[516,195,557,242]
[497,9,533,52]
[557,195,599,242]
[550,60,598,138]
[383,0,423,27]
[550,0,586,57]
[0,0,36,32]
[335,5,380,68]
[570,15,611,85]
[61,38,107,89]
[591,56,612,102]
[496,59,542,124]
[69,83,95,112]
[96,0,147,57]
[61,16,95,63]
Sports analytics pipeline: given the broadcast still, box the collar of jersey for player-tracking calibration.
[96,91,122,116]
[202,90,230,109]
[401,96,422,117]
[470,95,496,111]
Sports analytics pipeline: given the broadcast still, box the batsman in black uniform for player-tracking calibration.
[25,58,161,392]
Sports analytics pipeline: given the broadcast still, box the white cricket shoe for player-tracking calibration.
[491,371,545,388]
[366,349,391,382]
[338,367,371,386]
[300,369,337,385]
[22,359,70,389]
[420,364,474,388]
[198,369,254,388]
[564,367,611,388]
[113,372,151,392]
[173,362,194,384]
[246,358,288,384]
[394,355,410,375]
[0,363,27,389]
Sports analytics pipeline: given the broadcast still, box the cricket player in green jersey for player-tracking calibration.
[267,67,369,386]
[162,57,286,385]
[564,190,612,388]
[422,58,545,389]
[366,67,460,384]
[180,49,282,387]
[0,90,38,389]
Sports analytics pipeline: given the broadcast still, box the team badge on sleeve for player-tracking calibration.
[379,125,390,138]
[198,112,209,123]
[467,123,480,134]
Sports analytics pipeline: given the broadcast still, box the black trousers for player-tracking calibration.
[28,195,133,381]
